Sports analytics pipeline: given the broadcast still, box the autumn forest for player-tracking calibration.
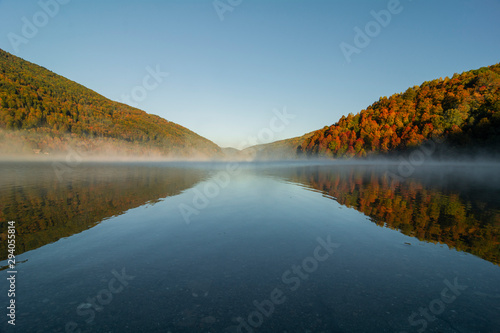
[1,48,499,160]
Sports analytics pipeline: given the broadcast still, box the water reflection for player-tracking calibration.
[0,162,499,332]
[0,162,209,260]
[266,163,500,265]
[1,162,499,266]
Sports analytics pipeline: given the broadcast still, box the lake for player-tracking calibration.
[0,161,499,333]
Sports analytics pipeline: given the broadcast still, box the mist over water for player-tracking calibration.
[1,0,499,330]
[0,160,499,332]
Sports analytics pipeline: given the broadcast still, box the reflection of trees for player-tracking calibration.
[0,164,207,260]
[281,166,500,265]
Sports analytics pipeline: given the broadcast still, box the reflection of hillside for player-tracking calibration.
[275,165,500,265]
[0,163,207,260]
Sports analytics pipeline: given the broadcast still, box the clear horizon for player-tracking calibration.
[1,0,499,148]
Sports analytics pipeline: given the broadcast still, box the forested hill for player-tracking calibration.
[253,63,500,159]
[0,49,222,158]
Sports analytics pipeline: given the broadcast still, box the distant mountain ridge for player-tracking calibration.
[0,49,222,158]
[241,131,315,160]
[247,63,500,159]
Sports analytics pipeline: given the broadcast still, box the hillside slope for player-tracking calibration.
[248,63,500,159]
[241,131,315,160]
[0,49,221,158]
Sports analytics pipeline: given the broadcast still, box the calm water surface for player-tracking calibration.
[0,161,499,333]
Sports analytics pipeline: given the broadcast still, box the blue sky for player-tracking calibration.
[1,0,499,148]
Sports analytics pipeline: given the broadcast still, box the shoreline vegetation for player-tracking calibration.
[1,126,499,163]
[0,128,221,161]
[1,48,499,161]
